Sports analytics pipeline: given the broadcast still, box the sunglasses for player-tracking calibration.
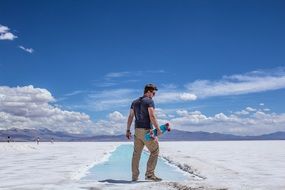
[151,91,156,96]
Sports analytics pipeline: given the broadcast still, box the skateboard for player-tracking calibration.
[145,123,171,141]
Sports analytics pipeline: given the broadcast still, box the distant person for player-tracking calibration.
[37,137,40,145]
[7,136,11,143]
[51,138,54,144]
[126,84,162,182]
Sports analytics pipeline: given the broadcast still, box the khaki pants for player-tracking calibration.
[132,128,159,179]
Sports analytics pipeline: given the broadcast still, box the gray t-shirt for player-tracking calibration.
[131,96,155,129]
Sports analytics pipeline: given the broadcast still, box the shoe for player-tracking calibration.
[145,175,162,181]
[132,177,138,182]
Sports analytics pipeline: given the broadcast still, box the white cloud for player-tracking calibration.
[87,67,285,110]
[161,83,177,89]
[94,68,285,107]
[166,107,285,135]
[214,113,229,121]
[18,45,34,54]
[186,68,285,98]
[0,85,91,134]
[85,106,281,136]
[5,93,278,136]
[245,107,256,112]
[156,91,197,103]
[0,32,16,40]
[147,70,166,74]
[95,71,136,87]
[0,25,9,33]
[85,89,137,111]
[154,108,168,119]
[93,67,285,108]
[1,25,34,53]
[0,86,132,135]
[94,82,118,87]
[235,110,249,115]
[179,93,197,101]
[88,111,127,135]
[83,88,197,113]
[63,90,85,97]
[176,109,189,117]
[108,111,125,121]
[0,24,17,40]
[105,72,130,79]
[102,70,166,82]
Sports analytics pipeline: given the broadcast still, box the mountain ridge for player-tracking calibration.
[0,128,285,142]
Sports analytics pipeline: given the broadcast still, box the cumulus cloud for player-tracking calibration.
[0,86,133,135]
[88,111,127,135]
[18,45,34,53]
[0,85,92,134]
[176,110,189,117]
[108,111,125,121]
[245,107,256,112]
[234,110,249,115]
[10,97,279,136]
[0,24,17,40]
[179,93,197,101]
[168,108,285,135]
[186,68,285,98]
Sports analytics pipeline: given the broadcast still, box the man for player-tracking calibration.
[126,83,162,182]
[37,137,40,145]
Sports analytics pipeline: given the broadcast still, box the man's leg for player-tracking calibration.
[131,129,144,180]
[144,139,159,178]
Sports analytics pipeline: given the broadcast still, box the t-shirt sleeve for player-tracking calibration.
[146,99,155,108]
[130,101,134,109]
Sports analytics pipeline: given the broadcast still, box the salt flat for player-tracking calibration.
[160,141,285,190]
[0,141,284,190]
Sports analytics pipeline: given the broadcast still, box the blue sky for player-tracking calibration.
[1,0,285,135]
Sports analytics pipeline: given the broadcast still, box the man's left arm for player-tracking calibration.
[148,107,162,136]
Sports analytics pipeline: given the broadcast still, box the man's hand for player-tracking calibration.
[156,128,162,136]
[126,130,132,140]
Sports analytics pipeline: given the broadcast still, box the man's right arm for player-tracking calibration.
[127,109,134,131]
[126,109,134,139]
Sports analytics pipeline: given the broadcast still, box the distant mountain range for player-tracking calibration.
[0,128,285,142]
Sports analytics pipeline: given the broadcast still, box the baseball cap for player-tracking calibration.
[144,83,158,91]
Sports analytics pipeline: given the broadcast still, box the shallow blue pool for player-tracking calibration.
[83,144,188,182]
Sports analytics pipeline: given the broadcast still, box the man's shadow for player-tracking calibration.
[99,179,150,184]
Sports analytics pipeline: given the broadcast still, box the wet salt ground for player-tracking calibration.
[83,144,189,183]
